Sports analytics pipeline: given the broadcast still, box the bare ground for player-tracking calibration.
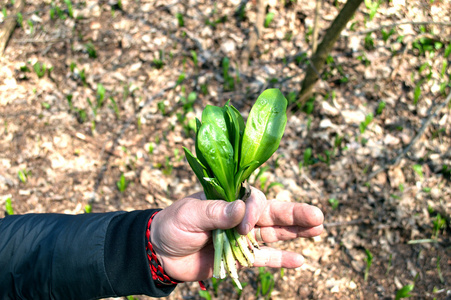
[0,0,450,299]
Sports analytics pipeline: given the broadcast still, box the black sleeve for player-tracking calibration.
[0,210,177,300]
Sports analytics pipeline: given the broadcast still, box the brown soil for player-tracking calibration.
[0,0,450,299]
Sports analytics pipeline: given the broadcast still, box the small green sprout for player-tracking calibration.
[328,198,339,210]
[198,290,211,300]
[152,58,164,69]
[381,28,395,42]
[85,42,97,58]
[116,173,129,193]
[148,143,155,155]
[376,101,386,115]
[64,0,74,18]
[222,57,234,91]
[33,62,47,78]
[413,84,421,105]
[16,12,23,27]
[300,147,313,169]
[5,197,14,215]
[18,169,30,183]
[264,12,275,28]
[412,164,423,178]
[432,214,446,238]
[162,156,173,176]
[176,12,184,27]
[359,113,374,133]
[109,97,120,119]
[364,33,375,50]
[364,0,381,21]
[84,204,92,213]
[256,267,275,299]
[385,253,392,275]
[211,277,224,297]
[364,248,373,281]
[27,19,34,34]
[157,101,166,116]
[395,284,414,300]
[190,50,198,67]
[97,83,106,107]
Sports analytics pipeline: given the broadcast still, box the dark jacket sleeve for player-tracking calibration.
[0,209,177,300]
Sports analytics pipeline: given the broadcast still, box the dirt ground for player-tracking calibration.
[0,0,450,299]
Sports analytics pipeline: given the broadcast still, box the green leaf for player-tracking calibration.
[412,164,423,178]
[195,119,213,177]
[197,122,235,202]
[183,147,224,200]
[224,104,242,173]
[235,160,260,190]
[5,197,14,215]
[202,105,229,140]
[413,84,421,105]
[395,284,414,300]
[444,43,451,58]
[203,177,228,200]
[240,89,287,181]
[264,12,275,28]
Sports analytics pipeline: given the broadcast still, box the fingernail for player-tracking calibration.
[244,223,251,234]
[226,202,236,217]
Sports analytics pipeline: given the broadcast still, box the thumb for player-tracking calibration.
[195,199,246,231]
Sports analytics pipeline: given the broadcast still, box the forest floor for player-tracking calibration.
[0,0,450,299]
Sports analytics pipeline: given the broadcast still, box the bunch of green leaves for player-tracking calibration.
[184,89,287,285]
[184,89,287,203]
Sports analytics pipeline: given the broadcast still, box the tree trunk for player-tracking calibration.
[0,0,25,55]
[298,0,364,105]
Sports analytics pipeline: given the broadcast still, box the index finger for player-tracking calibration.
[236,187,267,235]
[256,200,324,228]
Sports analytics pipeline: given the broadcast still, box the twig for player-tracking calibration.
[367,92,451,181]
[312,0,322,53]
[323,219,367,227]
[301,172,323,196]
[351,21,451,35]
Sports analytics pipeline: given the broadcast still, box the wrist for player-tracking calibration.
[146,211,182,287]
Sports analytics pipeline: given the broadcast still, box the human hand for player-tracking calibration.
[150,187,323,282]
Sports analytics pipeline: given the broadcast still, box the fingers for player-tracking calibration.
[253,246,304,269]
[257,200,324,228]
[178,198,246,232]
[236,187,267,235]
[255,224,324,243]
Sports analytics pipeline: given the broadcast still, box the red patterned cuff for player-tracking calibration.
[145,211,183,287]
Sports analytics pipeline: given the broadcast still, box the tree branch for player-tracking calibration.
[0,0,24,55]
